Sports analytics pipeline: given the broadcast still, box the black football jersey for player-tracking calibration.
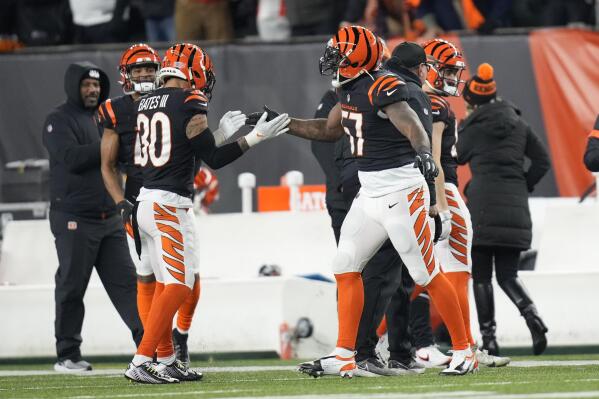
[99,95,143,202]
[338,70,423,172]
[429,93,458,186]
[135,87,208,198]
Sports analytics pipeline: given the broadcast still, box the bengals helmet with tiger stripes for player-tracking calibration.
[158,43,216,100]
[319,26,382,87]
[119,43,160,95]
[422,38,466,96]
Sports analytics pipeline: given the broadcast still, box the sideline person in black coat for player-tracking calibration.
[457,63,551,356]
[42,62,143,372]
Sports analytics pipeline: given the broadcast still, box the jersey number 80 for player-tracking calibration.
[135,112,172,167]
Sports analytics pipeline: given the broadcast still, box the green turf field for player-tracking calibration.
[1,355,599,399]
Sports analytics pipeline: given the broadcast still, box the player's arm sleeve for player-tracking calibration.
[584,116,599,172]
[190,129,244,169]
[42,112,101,173]
[369,75,410,109]
[524,124,551,192]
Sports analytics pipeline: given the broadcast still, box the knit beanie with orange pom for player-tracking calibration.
[463,63,497,106]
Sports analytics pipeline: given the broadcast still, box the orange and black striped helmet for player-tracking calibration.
[422,38,465,96]
[119,43,160,95]
[158,43,216,99]
[319,26,382,87]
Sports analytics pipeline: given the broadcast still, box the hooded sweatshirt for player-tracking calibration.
[42,62,115,218]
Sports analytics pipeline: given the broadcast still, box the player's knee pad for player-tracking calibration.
[332,250,359,274]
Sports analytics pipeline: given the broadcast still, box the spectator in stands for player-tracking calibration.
[285,0,343,36]
[457,63,551,356]
[583,116,599,172]
[468,0,513,33]
[541,0,595,27]
[42,62,143,372]
[257,0,290,40]
[133,0,175,42]
[69,0,129,43]
[175,0,234,41]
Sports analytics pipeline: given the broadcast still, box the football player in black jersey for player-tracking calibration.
[285,26,475,377]
[100,44,248,373]
[122,43,290,384]
[422,38,510,368]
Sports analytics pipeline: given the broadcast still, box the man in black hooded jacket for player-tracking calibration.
[42,62,143,372]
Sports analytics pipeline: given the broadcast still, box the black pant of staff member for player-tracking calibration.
[42,62,143,372]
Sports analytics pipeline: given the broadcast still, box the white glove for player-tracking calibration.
[244,112,290,147]
[213,110,247,146]
[438,210,452,241]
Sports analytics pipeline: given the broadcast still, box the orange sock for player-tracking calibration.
[176,277,201,333]
[335,272,364,350]
[137,280,156,327]
[376,316,387,337]
[411,284,426,301]
[136,283,191,358]
[445,271,475,346]
[426,272,469,350]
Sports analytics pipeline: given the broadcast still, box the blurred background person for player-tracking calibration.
[175,0,234,41]
[69,0,130,43]
[133,0,175,42]
[457,63,551,356]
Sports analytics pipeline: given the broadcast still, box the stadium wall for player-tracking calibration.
[0,28,598,212]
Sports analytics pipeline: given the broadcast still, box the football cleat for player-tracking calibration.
[476,348,511,367]
[157,359,203,381]
[356,357,391,377]
[172,328,191,367]
[54,359,92,373]
[415,345,452,368]
[440,349,478,376]
[386,359,426,375]
[299,353,357,378]
[124,362,179,384]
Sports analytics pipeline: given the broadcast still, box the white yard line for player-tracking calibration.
[0,360,597,378]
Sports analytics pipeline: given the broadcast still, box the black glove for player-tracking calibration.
[245,105,280,126]
[414,151,439,181]
[116,199,134,225]
[433,214,442,243]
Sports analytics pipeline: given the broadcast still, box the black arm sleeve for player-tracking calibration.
[427,178,436,207]
[189,128,244,169]
[42,112,101,173]
[584,137,599,172]
[524,125,551,192]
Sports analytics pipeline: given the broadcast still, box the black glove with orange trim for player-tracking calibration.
[246,105,280,126]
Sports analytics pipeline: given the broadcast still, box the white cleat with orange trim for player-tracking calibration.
[299,351,357,378]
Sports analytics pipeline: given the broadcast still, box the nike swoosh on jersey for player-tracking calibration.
[388,202,399,208]
[386,89,398,96]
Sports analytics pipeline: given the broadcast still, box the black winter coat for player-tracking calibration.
[456,99,550,250]
[42,62,115,218]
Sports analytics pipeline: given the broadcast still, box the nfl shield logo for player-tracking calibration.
[67,221,77,230]
[347,93,350,102]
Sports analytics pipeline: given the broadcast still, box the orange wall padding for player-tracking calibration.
[529,29,599,196]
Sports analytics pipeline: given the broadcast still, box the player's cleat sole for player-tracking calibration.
[158,359,202,382]
[124,362,179,384]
